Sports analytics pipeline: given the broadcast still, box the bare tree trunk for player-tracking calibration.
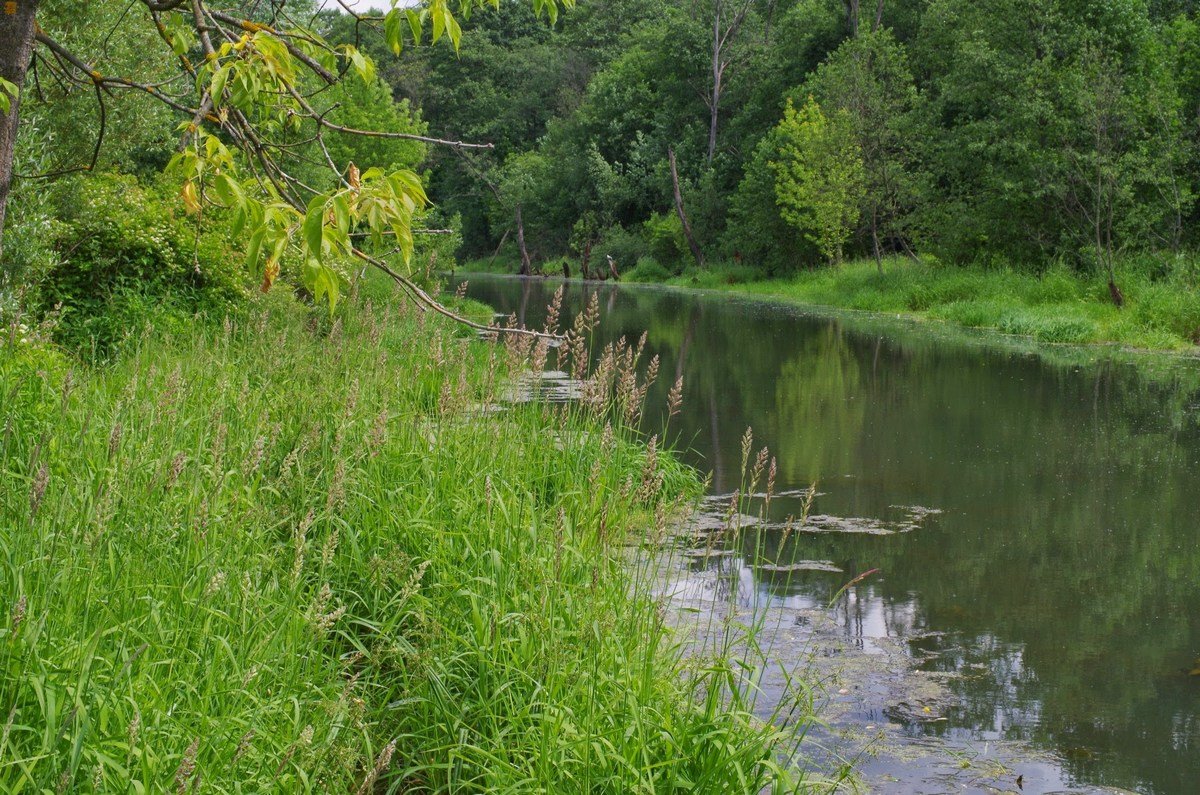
[515,203,532,276]
[707,8,723,165]
[0,0,40,264]
[487,228,510,269]
[872,0,885,32]
[668,147,705,268]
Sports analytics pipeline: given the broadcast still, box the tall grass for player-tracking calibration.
[0,277,810,792]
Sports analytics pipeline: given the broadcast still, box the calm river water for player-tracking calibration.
[456,273,1200,795]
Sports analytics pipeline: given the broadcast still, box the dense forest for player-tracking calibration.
[348,0,1200,294]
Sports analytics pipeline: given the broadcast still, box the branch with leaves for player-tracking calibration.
[0,0,573,336]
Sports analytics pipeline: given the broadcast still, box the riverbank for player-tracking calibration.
[0,275,806,791]
[468,255,1200,353]
[650,258,1200,352]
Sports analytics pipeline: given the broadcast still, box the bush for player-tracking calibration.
[625,256,672,283]
[594,225,649,274]
[34,173,250,357]
[642,212,686,270]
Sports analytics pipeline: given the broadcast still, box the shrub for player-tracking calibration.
[594,225,648,274]
[626,256,672,283]
[642,212,686,270]
[34,173,250,357]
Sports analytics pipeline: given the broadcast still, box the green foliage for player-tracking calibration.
[625,255,672,282]
[0,285,805,793]
[642,211,686,269]
[595,224,649,270]
[33,174,249,358]
[771,97,866,265]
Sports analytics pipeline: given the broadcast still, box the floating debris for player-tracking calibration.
[757,560,843,573]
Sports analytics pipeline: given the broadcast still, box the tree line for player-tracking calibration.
[373,0,1200,298]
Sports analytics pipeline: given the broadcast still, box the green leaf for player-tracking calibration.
[304,195,327,261]
[245,227,266,274]
[431,3,446,44]
[384,9,404,56]
[303,259,341,314]
[209,65,229,109]
[406,9,423,45]
[332,193,351,234]
[345,46,375,84]
[0,77,19,115]
[211,173,244,209]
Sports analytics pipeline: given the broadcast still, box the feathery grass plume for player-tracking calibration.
[544,285,564,335]
[126,710,140,768]
[326,460,346,512]
[667,377,686,420]
[740,426,754,473]
[751,446,769,495]
[173,738,199,794]
[355,739,396,795]
[204,571,226,599]
[29,462,49,519]
[10,594,26,634]
[164,451,186,492]
[232,730,254,764]
[320,526,340,569]
[368,408,388,456]
[293,509,315,582]
[454,280,470,300]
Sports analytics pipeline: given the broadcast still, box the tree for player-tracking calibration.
[0,0,571,329]
[494,150,550,275]
[771,96,865,265]
[809,27,919,270]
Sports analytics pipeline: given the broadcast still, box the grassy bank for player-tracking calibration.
[0,277,807,792]
[650,257,1200,351]
[469,253,1200,352]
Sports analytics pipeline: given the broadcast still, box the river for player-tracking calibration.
[455,273,1200,795]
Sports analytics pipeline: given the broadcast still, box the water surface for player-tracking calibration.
[456,274,1200,795]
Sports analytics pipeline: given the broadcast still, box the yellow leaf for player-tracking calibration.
[261,260,280,293]
[181,181,201,214]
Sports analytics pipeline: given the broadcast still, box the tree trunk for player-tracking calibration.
[580,238,592,280]
[668,147,705,268]
[707,24,722,165]
[0,0,40,264]
[487,227,510,269]
[515,203,532,276]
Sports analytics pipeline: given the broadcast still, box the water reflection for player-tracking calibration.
[458,274,1200,795]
